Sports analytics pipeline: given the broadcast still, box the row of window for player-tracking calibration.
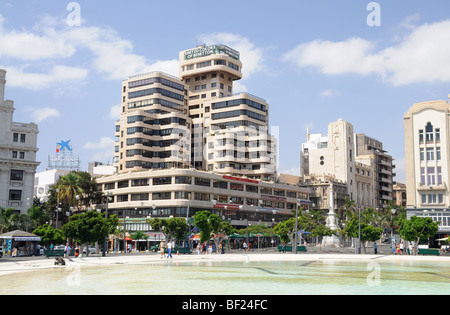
[420,166,443,186]
[127,98,184,112]
[128,87,184,102]
[211,109,266,122]
[212,98,267,112]
[183,60,240,72]
[128,76,184,91]
[418,123,440,143]
[127,127,174,136]
[127,115,187,127]
[12,151,26,159]
[421,193,445,205]
[114,192,300,210]
[13,133,26,143]
[104,176,305,198]
[419,147,442,161]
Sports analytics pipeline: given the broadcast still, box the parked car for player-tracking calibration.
[83,245,97,255]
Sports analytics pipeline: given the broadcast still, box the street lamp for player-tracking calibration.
[358,206,362,254]
[102,192,112,257]
[294,199,301,254]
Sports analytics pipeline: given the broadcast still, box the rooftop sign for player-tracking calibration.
[184,44,240,61]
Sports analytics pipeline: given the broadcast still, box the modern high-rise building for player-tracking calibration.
[114,44,277,180]
[404,96,450,237]
[0,69,40,214]
[97,45,301,239]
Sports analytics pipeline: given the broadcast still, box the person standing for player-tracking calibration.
[65,243,71,259]
[374,242,377,255]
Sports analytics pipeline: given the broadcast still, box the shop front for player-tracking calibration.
[0,230,42,257]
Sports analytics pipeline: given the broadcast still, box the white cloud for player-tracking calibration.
[29,107,60,123]
[0,14,179,89]
[84,137,116,162]
[4,65,88,90]
[108,104,121,120]
[283,19,450,86]
[197,32,266,78]
[320,89,342,97]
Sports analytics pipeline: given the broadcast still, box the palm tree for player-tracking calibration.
[56,173,84,206]
[0,207,15,233]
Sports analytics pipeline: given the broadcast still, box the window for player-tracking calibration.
[425,122,434,142]
[11,170,24,181]
[418,130,424,143]
[230,183,243,191]
[12,151,17,159]
[20,134,26,143]
[117,194,129,202]
[152,192,171,200]
[9,190,22,201]
[261,187,272,195]
[194,192,210,201]
[426,148,434,161]
[419,148,424,161]
[131,179,149,187]
[427,167,435,185]
[175,176,191,184]
[246,185,258,193]
[174,192,191,200]
[13,133,19,142]
[436,147,441,161]
[19,152,25,159]
[437,167,442,185]
[213,181,228,189]
[194,177,210,187]
[420,167,425,185]
[131,193,149,201]
[153,177,172,185]
[117,180,129,188]
[274,189,285,197]
[435,128,441,142]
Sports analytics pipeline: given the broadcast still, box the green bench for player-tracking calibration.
[44,249,75,258]
[165,247,192,254]
[277,245,307,252]
[418,249,440,256]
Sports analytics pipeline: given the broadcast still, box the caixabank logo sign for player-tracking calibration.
[56,140,72,153]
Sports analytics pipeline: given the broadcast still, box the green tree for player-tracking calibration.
[273,218,297,244]
[147,217,189,243]
[345,219,382,253]
[310,224,334,251]
[193,211,213,243]
[399,216,439,255]
[33,224,65,247]
[209,216,233,251]
[130,230,149,251]
[62,211,118,255]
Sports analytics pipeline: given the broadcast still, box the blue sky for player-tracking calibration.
[2,1,450,183]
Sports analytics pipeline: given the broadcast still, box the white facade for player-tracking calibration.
[301,119,357,201]
[34,169,70,202]
[0,69,40,213]
[404,97,450,235]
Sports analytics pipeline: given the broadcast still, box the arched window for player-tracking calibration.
[425,122,434,142]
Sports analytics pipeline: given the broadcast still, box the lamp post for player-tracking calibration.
[102,192,112,257]
[358,206,362,254]
[294,199,300,254]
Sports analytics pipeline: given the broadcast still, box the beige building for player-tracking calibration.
[355,134,394,208]
[114,45,277,180]
[0,69,40,214]
[300,118,393,211]
[404,96,450,236]
[101,45,297,235]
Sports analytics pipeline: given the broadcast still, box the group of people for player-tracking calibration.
[194,242,227,255]
[158,240,175,259]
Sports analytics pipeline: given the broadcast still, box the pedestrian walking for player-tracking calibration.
[374,242,377,255]
[282,241,286,253]
[65,243,71,259]
[159,240,166,258]
[196,243,200,255]
[243,242,248,253]
[75,244,80,258]
[167,240,173,259]
[399,241,404,255]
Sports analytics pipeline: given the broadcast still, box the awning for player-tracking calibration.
[0,230,41,241]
